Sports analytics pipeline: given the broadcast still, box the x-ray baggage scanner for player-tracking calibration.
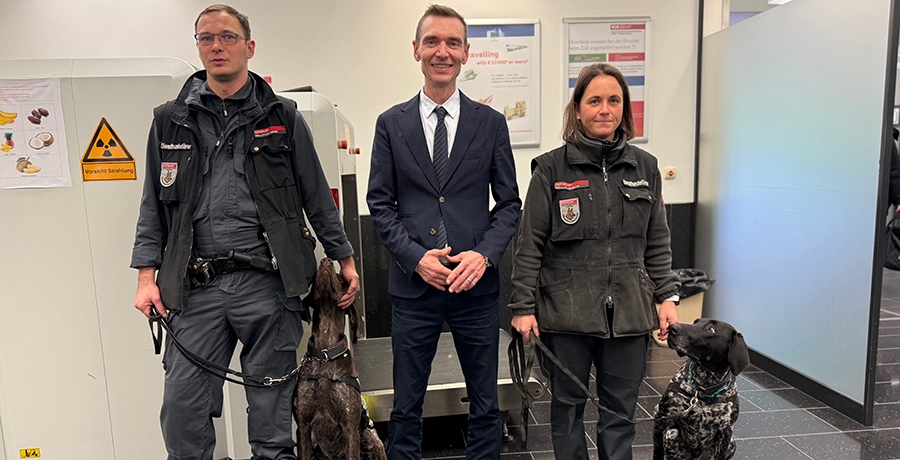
[0,58,371,460]
[0,57,195,460]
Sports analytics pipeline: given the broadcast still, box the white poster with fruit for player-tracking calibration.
[0,78,71,188]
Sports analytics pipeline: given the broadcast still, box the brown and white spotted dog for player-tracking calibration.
[653,318,750,460]
[293,258,386,460]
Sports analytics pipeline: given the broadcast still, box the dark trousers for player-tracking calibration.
[160,271,302,460]
[540,332,649,460]
[388,289,502,460]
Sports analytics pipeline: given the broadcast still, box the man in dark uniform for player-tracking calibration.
[131,5,359,459]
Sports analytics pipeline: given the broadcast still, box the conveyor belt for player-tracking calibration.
[354,329,530,422]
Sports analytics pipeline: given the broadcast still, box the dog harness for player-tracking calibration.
[299,334,374,430]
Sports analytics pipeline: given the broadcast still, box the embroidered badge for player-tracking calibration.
[554,180,589,190]
[254,126,287,138]
[559,198,580,225]
[160,162,178,188]
[623,179,649,187]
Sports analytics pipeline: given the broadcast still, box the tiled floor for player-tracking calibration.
[377,269,900,459]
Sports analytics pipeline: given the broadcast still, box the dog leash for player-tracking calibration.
[148,306,303,388]
[509,330,639,448]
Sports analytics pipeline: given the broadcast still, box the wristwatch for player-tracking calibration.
[483,255,492,268]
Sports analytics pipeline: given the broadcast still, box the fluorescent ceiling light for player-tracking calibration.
[768,0,793,4]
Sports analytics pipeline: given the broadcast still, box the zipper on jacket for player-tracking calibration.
[604,155,613,320]
[171,117,202,279]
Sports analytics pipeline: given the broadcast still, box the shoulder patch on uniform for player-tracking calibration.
[160,162,177,188]
[622,179,649,187]
[559,198,580,224]
[254,126,287,137]
[554,180,589,190]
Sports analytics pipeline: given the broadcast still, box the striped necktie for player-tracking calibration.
[432,106,448,249]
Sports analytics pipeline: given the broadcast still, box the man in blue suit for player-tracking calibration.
[366,5,521,459]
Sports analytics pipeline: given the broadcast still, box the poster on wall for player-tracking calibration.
[0,78,72,188]
[458,19,540,147]
[564,17,649,143]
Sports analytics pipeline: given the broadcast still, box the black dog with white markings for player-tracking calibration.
[653,318,750,460]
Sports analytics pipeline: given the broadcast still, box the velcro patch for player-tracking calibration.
[554,180,589,190]
[254,126,287,137]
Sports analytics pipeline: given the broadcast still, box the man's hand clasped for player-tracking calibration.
[416,247,488,293]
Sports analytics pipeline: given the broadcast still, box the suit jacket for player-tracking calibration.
[367,92,521,299]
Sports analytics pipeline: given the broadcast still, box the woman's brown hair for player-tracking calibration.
[561,63,635,142]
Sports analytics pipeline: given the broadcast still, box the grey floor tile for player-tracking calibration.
[786,429,900,460]
[733,409,839,438]
[878,364,900,382]
[732,437,810,459]
[738,393,765,413]
[879,348,900,365]
[808,407,872,432]
[643,376,671,395]
[736,374,763,391]
[740,388,828,411]
[743,371,792,390]
[875,381,900,404]
[873,403,900,429]
[645,360,682,378]
[879,335,900,349]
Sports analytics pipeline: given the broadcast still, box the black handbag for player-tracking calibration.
[885,215,900,271]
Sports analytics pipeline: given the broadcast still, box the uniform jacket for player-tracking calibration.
[508,136,679,337]
[131,70,352,312]
[367,92,521,298]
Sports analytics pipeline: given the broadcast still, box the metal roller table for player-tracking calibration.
[353,328,533,423]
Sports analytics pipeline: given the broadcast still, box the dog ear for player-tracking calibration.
[728,331,751,376]
[347,301,360,343]
[301,293,315,323]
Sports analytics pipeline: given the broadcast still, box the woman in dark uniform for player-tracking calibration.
[508,63,680,460]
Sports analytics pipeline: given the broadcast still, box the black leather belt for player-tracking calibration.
[188,246,276,289]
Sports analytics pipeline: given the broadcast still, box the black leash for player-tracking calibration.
[148,306,302,388]
[509,329,640,448]
[508,329,543,448]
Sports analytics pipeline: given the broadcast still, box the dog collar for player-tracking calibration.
[687,361,734,403]
[306,334,350,361]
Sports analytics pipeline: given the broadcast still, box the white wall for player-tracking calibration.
[5,0,700,207]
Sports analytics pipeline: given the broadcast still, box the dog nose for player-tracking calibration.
[668,324,681,336]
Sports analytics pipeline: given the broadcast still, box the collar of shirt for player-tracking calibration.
[198,77,254,117]
[419,88,461,159]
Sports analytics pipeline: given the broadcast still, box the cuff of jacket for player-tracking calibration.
[325,241,354,262]
[510,307,536,316]
[130,250,162,270]
[654,289,680,305]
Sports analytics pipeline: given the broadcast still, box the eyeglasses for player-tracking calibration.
[194,33,246,46]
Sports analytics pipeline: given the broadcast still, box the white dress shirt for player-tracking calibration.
[419,88,461,160]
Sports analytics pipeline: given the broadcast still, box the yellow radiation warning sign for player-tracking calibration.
[19,448,40,458]
[81,117,137,181]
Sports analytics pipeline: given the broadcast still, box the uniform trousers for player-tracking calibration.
[160,270,304,460]
[540,332,649,460]
[388,289,502,460]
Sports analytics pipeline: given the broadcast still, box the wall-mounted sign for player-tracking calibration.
[564,17,650,143]
[81,117,136,181]
[0,78,71,189]
[459,19,541,148]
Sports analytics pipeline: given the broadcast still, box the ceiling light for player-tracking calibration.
[768,0,793,4]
